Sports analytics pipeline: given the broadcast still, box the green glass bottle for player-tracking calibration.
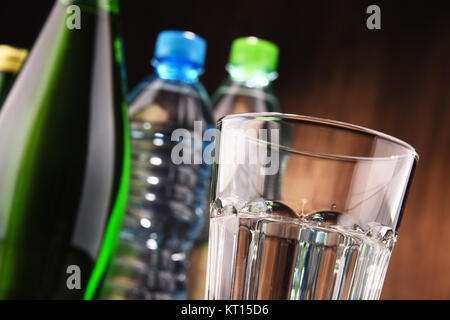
[0,45,28,106]
[0,0,129,299]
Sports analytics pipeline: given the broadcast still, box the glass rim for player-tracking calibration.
[217,112,419,162]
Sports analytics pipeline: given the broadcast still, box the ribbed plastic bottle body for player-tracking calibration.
[212,78,280,121]
[102,75,213,300]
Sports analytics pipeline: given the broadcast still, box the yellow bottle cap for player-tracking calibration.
[0,45,28,74]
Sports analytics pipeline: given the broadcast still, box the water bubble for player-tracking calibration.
[146,176,159,185]
[146,239,158,250]
[153,138,164,146]
[171,252,186,262]
[145,193,156,201]
[150,157,162,165]
[140,218,151,229]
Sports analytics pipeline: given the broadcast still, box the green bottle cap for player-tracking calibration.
[228,37,279,72]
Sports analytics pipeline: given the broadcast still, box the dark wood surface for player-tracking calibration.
[1,0,449,299]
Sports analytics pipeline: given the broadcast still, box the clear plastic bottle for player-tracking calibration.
[185,37,282,300]
[101,30,213,300]
[212,37,280,121]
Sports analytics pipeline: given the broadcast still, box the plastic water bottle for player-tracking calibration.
[184,37,282,300]
[101,30,212,300]
[212,36,280,121]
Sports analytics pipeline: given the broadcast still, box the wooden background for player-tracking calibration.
[2,0,449,299]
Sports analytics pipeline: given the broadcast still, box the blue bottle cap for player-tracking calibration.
[153,30,207,68]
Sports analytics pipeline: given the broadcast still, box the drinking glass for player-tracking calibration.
[205,112,418,300]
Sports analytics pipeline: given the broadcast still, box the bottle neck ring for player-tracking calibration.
[227,64,277,88]
[152,58,202,83]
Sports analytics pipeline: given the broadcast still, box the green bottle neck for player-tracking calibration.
[227,64,277,88]
[59,0,119,13]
